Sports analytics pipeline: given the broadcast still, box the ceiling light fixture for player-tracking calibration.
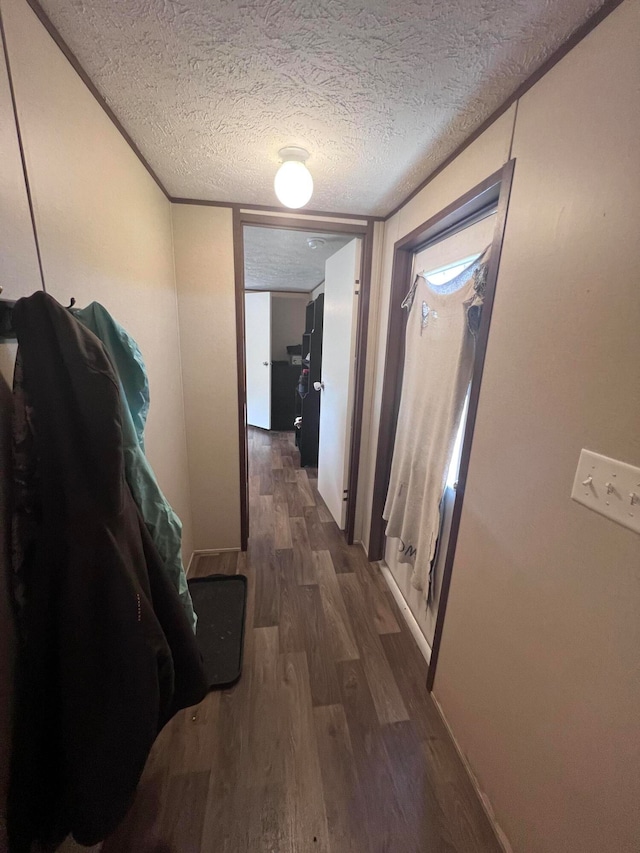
[274,146,313,209]
[307,237,325,250]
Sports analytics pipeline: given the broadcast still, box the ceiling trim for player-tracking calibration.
[23,0,171,198]
[382,0,626,221]
[22,0,625,221]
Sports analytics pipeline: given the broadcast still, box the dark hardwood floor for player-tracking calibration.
[102,428,502,853]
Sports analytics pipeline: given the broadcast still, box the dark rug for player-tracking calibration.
[188,574,248,689]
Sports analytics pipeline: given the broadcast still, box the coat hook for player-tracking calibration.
[67,297,76,309]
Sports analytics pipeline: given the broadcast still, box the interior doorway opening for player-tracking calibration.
[235,214,373,548]
[368,161,515,691]
[381,213,497,663]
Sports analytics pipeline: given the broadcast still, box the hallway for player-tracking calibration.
[102,428,501,853]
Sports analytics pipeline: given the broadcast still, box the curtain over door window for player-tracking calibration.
[383,213,497,653]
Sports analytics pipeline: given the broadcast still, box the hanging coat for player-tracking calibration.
[73,301,196,631]
[8,292,207,852]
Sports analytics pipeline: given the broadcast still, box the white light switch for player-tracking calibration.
[571,449,640,535]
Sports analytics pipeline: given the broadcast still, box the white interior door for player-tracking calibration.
[317,238,361,528]
[245,291,271,429]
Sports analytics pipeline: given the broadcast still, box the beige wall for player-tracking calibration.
[357,1,640,850]
[271,293,308,360]
[0,25,40,300]
[0,13,39,844]
[172,204,241,552]
[1,0,194,557]
[435,3,640,850]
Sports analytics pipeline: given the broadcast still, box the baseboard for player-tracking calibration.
[430,693,513,853]
[378,560,432,665]
[187,547,241,575]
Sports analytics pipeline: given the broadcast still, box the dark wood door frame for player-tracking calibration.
[366,160,516,691]
[233,210,375,550]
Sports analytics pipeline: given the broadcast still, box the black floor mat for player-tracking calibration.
[188,574,248,689]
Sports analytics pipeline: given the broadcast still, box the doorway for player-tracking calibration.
[381,213,497,660]
[235,214,373,549]
[368,161,515,690]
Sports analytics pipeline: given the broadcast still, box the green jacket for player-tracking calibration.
[73,302,196,631]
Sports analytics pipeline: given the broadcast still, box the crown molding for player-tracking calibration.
[22,0,626,223]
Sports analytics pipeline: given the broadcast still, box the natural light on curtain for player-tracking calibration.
[423,254,479,488]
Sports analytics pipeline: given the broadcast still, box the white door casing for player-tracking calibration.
[317,238,361,528]
[245,291,271,429]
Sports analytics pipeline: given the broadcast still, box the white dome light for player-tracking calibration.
[307,237,326,250]
[274,147,313,209]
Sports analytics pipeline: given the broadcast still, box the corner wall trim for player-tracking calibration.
[0,2,46,291]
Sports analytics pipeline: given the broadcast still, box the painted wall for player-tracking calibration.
[172,204,241,551]
[0,0,194,559]
[0,14,41,845]
[357,1,640,850]
[271,293,308,360]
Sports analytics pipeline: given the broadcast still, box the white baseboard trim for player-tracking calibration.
[186,547,241,575]
[193,548,242,555]
[378,560,431,665]
[430,693,513,853]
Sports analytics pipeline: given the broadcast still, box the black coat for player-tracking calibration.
[8,292,207,851]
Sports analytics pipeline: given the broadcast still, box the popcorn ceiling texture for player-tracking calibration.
[39,0,604,215]
[244,227,350,291]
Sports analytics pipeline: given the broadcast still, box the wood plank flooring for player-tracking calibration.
[102,428,501,853]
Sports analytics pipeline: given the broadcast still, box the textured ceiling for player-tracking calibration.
[244,227,351,291]
[39,0,604,215]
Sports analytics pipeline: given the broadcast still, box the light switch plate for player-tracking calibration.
[571,449,640,535]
